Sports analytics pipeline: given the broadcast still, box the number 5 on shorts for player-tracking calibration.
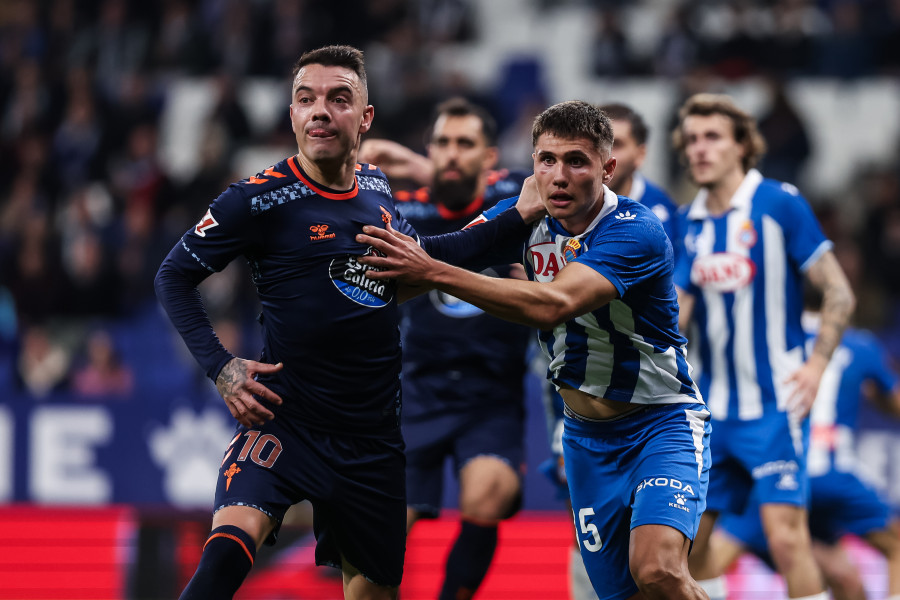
[578,507,602,552]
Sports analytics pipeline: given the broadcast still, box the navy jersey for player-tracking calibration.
[155,157,532,437]
[161,157,416,435]
[394,170,531,418]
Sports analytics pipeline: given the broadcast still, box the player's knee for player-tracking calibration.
[766,526,808,569]
[459,486,521,522]
[630,556,689,596]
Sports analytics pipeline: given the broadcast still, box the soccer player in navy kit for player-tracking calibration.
[671,93,857,600]
[361,98,531,600]
[358,100,712,600]
[154,46,538,600]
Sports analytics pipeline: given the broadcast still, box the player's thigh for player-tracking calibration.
[342,556,398,600]
[629,523,691,581]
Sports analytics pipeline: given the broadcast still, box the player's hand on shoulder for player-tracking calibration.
[515,175,547,223]
[358,139,433,185]
[215,358,284,427]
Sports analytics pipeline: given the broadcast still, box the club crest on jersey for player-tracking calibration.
[563,238,584,262]
[330,249,393,307]
[194,209,219,237]
[690,252,756,292]
[309,224,336,241]
[379,205,392,225]
[737,220,757,248]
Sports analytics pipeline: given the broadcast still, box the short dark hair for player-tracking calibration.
[672,93,767,172]
[292,45,367,96]
[532,100,613,154]
[429,97,498,146]
[598,103,649,146]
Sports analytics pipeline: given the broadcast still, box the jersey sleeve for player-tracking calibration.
[154,184,262,382]
[419,204,530,269]
[778,189,833,272]
[573,215,672,298]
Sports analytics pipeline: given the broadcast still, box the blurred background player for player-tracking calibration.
[712,289,900,600]
[537,101,681,600]
[599,103,679,242]
[673,93,856,600]
[359,97,532,600]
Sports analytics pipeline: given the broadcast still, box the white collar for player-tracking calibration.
[687,168,763,220]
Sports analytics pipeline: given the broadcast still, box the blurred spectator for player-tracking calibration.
[70,329,134,397]
[16,324,71,398]
[654,4,701,79]
[591,8,632,77]
[757,78,811,185]
[815,0,872,78]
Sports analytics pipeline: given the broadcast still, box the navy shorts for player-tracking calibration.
[214,417,406,587]
[403,405,525,518]
[565,402,711,600]
[707,411,810,515]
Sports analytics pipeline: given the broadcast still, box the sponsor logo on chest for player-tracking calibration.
[528,241,570,282]
[690,252,756,292]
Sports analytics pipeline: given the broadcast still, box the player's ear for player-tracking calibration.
[359,105,375,134]
[484,146,499,171]
[602,156,617,184]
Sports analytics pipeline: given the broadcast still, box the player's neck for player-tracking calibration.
[703,167,745,215]
[611,176,632,198]
[295,153,357,190]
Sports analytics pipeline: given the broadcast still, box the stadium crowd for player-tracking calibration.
[0,0,898,417]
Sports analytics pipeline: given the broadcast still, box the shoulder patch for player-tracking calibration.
[780,182,800,196]
[194,208,219,237]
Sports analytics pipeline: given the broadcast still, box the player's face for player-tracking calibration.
[428,114,497,184]
[681,114,745,187]
[290,64,373,166]
[608,119,645,194]
[533,133,615,235]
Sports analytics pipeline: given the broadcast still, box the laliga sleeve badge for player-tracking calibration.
[194,208,219,237]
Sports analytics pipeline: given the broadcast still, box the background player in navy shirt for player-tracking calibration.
[154,45,538,600]
[361,98,531,600]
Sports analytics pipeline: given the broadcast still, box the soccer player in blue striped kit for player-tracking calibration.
[358,100,712,600]
[154,45,542,600]
[672,93,857,600]
[713,302,900,600]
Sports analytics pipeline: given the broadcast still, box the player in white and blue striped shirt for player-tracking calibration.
[358,100,711,600]
[673,93,856,600]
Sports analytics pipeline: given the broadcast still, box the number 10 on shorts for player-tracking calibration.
[578,507,602,552]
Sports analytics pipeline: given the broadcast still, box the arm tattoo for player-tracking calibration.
[216,359,248,398]
[806,252,856,361]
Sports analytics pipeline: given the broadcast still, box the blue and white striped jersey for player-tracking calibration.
[483,187,700,405]
[674,169,832,421]
[806,321,899,477]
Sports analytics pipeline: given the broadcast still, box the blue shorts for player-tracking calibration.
[707,412,810,515]
[564,402,711,600]
[404,405,524,518]
[214,418,406,587]
[719,469,892,560]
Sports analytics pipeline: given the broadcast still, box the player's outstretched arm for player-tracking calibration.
[216,358,284,427]
[787,250,856,417]
[358,139,434,186]
[358,223,617,329]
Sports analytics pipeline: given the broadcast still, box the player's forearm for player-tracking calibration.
[420,206,529,269]
[427,261,574,330]
[807,252,856,362]
[154,258,235,381]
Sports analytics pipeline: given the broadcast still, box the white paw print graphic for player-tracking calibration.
[674,493,686,506]
[149,407,234,508]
